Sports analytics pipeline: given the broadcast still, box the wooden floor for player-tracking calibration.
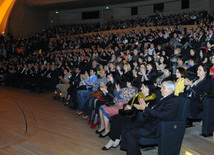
[0,86,213,155]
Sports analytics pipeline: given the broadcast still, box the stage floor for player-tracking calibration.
[0,86,213,155]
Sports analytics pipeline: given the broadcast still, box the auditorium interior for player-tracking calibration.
[0,0,214,154]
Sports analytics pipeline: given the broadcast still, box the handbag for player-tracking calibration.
[92,90,103,98]
[198,91,214,111]
[97,96,109,102]
[92,90,109,101]
[119,92,156,117]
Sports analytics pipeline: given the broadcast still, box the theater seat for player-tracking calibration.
[138,97,190,155]
[201,98,214,137]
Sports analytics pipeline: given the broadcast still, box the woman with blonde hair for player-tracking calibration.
[119,63,132,88]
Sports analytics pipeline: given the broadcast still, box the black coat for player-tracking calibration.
[120,94,179,154]
[142,94,179,138]
[69,73,81,88]
[147,70,158,83]
[186,77,212,118]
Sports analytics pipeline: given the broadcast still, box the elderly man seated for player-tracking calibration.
[120,81,179,155]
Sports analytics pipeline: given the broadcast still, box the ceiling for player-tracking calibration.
[26,0,147,11]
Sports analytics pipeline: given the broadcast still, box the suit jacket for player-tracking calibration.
[209,33,214,43]
[187,77,212,118]
[147,70,158,83]
[127,59,134,69]
[198,34,206,43]
[140,94,179,138]
[69,73,81,88]
[114,50,121,57]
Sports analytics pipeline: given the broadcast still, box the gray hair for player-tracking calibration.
[162,81,175,92]
[133,49,138,53]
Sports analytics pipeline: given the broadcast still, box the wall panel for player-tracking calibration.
[7,0,48,39]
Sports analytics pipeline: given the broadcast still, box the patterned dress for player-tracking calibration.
[99,86,138,119]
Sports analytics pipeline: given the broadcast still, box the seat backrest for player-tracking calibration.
[175,97,190,121]
[212,78,214,93]
[155,89,162,101]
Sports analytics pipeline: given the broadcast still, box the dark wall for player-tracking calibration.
[7,0,49,39]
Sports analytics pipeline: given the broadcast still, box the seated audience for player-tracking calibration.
[209,54,214,78]
[120,81,178,155]
[64,67,81,106]
[89,73,116,128]
[155,55,168,71]
[185,64,212,119]
[174,67,187,96]
[76,69,107,119]
[119,63,132,88]
[155,65,174,87]
[102,81,156,150]
[136,63,147,83]
[198,48,208,64]
[54,68,71,101]
[95,78,138,137]
[144,62,158,82]
[186,56,198,80]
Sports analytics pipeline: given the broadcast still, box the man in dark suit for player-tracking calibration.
[67,67,81,108]
[114,46,121,57]
[84,55,92,72]
[127,53,134,69]
[208,28,214,43]
[198,30,206,46]
[120,81,179,155]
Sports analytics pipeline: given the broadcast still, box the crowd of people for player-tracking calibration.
[0,9,214,154]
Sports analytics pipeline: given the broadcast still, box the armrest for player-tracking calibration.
[157,121,186,136]
[202,98,214,137]
[157,121,186,155]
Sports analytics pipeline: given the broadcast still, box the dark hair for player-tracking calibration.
[164,65,172,73]
[117,62,124,70]
[160,50,169,57]
[147,55,154,63]
[176,67,187,78]
[159,56,168,65]
[64,68,70,72]
[106,73,115,84]
[200,48,207,58]
[177,56,185,62]
[128,53,133,57]
[147,61,157,71]
[127,77,137,87]
[75,66,81,70]
[198,64,209,76]
[190,48,196,55]
[90,68,97,74]
[189,56,196,63]
[142,81,155,95]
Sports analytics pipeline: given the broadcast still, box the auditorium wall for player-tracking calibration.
[52,0,210,24]
[6,0,211,39]
[7,0,48,39]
